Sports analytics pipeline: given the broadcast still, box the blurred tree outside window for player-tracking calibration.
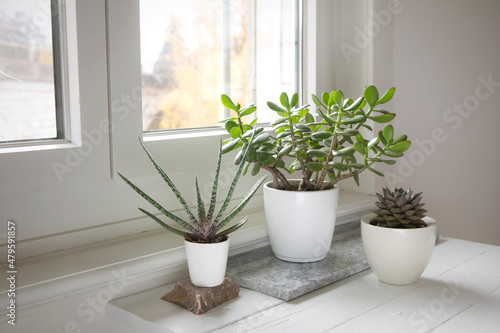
[140,0,299,132]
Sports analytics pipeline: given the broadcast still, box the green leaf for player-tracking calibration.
[368,167,385,177]
[194,177,206,224]
[275,158,285,168]
[234,149,244,165]
[388,140,411,153]
[368,113,396,123]
[333,90,344,107]
[136,139,199,226]
[305,113,315,124]
[353,142,366,155]
[216,175,267,229]
[251,162,261,175]
[381,159,396,165]
[329,162,348,171]
[267,101,287,113]
[277,144,293,158]
[311,131,333,140]
[392,134,408,145]
[280,92,290,109]
[367,137,379,149]
[290,93,299,108]
[240,106,257,116]
[230,126,242,139]
[307,161,325,172]
[352,172,360,186]
[378,130,387,146]
[344,96,364,111]
[138,208,186,237]
[118,173,195,233]
[341,114,365,124]
[384,150,404,158]
[350,163,365,169]
[221,94,237,111]
[224,120,238,133]
[382,124,394,144]
[222,138,239,154]
[311,94,327,110]
[377,87,396,104]
[321,92,330,105]
[364,85,379,108]
[216,216,248,238]
[270,117,287,126]
[245,146,257,162]
[277,131,291,139]
[333,147,356,156]
[306,149,328,158]
[253,133,270,144]
[296,123,312,132]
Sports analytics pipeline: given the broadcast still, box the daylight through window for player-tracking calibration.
[140,0,299,132]
[0,0,64,143]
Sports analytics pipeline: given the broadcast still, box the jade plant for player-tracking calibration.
[370,187,428,228]
[220,85,411,191]
[118,137,267,243]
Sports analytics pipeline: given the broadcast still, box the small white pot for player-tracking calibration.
[184,238,229,287]
[263,181,339,262]
[361,214,437,285]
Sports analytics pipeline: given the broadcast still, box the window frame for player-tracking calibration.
[0,0,376,260]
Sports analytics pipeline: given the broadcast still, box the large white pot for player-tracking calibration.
[263,181,339,262]
[361,214,437,285]
[184,238,229,287]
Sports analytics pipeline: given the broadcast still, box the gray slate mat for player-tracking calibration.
[226,221,369,301]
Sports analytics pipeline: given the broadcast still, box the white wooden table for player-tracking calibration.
[108,237,500,332]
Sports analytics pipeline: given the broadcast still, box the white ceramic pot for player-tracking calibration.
[361,214,437,285]
[263,181,339,262]
[184,238,229,287]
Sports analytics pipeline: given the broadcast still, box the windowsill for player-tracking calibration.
[0,190,375,320]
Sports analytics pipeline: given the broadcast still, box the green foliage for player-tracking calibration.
[118,137,267,243]
[220,86,411,191]
[370,188,428,228]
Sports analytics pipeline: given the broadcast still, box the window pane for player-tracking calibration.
[0,0,60,142]
[140,0,299,132]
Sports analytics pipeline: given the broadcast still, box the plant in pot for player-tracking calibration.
[220,85,412,262]
[361,187,437,285]
[118,137,267,287]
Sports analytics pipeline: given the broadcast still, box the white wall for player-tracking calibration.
[371,0,500,245]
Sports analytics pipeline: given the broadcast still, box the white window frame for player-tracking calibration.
[0,0,375,260]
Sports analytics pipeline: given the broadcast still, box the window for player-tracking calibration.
[140,0,300,132]
[0,0,67,143]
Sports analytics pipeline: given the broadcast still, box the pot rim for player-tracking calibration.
[184,236,229,246]
[361,213,437,230]
[264,180,338,192]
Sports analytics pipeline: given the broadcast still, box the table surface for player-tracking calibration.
[108,237,500,333]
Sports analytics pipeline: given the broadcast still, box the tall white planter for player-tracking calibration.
[263,181,339,262]
[361,214,437,285]
[184,238,229,287]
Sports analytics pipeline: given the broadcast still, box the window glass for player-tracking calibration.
[0,0,61,142]
[140,0,299,132]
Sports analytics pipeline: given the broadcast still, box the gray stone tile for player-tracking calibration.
[226,221,368,301]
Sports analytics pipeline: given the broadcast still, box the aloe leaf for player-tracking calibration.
[195,177,206,225]
[215,132,257,220]
[206,138,223,223]
[118,173,195,233]
[139,208,186,237]
[137,139,199,226]
[216,175,268,229]
[215,216,248,238]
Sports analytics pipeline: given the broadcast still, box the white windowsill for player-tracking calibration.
[0,190,375,322]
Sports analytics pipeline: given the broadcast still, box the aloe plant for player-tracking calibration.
[118,137,267,243]
[220,86,411,191]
